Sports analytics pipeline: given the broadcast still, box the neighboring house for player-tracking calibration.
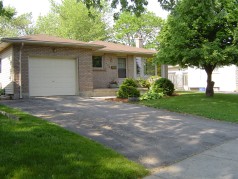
[0,34,156,99]
[168,65,238,92]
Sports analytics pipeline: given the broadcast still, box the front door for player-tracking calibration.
[118,58,127,84]
[118,58,126,78]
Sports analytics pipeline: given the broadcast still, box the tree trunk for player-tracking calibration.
[204,65,215,97]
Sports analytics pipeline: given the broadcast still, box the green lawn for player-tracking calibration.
[140,92,238,123]
[0,105,149,179]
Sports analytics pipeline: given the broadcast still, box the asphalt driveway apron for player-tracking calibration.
[2,96,238,170]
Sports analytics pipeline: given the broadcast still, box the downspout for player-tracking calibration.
[19,42,24,99]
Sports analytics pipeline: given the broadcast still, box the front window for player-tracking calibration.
[92,56,103,68]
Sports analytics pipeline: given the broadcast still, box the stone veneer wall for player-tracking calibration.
[12,44,93,98]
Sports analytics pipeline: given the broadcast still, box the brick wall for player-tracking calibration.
[93,54,118,88]
[13,44,93,98]
[127,55,135,78]
[93,54,135,88]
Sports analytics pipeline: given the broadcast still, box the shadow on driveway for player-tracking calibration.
[2,96,238,171]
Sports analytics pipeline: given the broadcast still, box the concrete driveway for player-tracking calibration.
[1,96,238,171]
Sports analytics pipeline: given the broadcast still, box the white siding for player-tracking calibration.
[188,66,237,91]
[0,48,14,94]
[169,65,237,92]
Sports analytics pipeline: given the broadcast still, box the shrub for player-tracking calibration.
[0,88,5,95]
[147,76,161,86]
[117,85,140,99]
[140,91,163,100]
[121,78,138,88]
[151,78,174,96]
[136,78,150,89]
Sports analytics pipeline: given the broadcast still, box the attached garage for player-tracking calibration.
[29,57,77,96]
[0,34,156,99]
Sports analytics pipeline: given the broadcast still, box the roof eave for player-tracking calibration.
[95,49,156,57]
[1,39,105,50]
[0,42,11,52]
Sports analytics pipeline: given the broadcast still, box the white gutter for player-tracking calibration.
[19,42,24,99]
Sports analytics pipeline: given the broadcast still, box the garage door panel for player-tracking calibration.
[29,57,77,96]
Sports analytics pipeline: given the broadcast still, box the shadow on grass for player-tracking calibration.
[0,110,148,179]
[1,95,238,172]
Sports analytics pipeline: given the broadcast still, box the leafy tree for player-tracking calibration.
[156,0,238,97]
[81,0,148,18]
[0,1,14,18]
[0,7,33,37]
[113,11,163,48]
[35,0,108,41]
[80,0,180,17]
[157,0,179,11]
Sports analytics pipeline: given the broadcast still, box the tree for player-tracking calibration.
[0,1,14,18]
[113,11,164,48]
[35,0,108,41]
[156,0,238,97]
[0,7,33,38]
[80,0,179,17]
[157,0,179,11]
[81,0,148,18]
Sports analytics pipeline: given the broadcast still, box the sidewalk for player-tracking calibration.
[145,138,238,179]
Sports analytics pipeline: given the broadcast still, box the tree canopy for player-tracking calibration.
[113,11,163,48]
[80,0,178,18]
[157,0,179,11]
[35,0,108,41]
[0,1,14,18]
[156,0,238,96]
[0,7,33,38]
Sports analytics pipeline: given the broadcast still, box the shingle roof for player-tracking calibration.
[91,41,156,57]
[1,35,157,57]
[1,34,104,49]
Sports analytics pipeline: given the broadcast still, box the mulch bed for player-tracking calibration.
[105,98,129,103]
[105,93,179,103]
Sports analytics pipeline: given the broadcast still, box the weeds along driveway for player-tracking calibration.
[2,96,238,170]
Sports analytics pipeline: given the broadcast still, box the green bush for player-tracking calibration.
[151,78,174,96]
[0,88,5,95]
[140,91,163,100]
[117,85,140,99]
[136,78,150,89]
[147,76,161,86]
[121,78,138,87]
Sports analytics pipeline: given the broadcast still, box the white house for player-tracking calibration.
[168,65,238,92]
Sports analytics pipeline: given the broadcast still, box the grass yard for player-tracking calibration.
[0,105,149,179]
[140,92,238,123]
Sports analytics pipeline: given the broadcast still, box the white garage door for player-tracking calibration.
[29,57,77,96]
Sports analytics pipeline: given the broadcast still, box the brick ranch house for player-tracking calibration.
[0,34,156,99]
